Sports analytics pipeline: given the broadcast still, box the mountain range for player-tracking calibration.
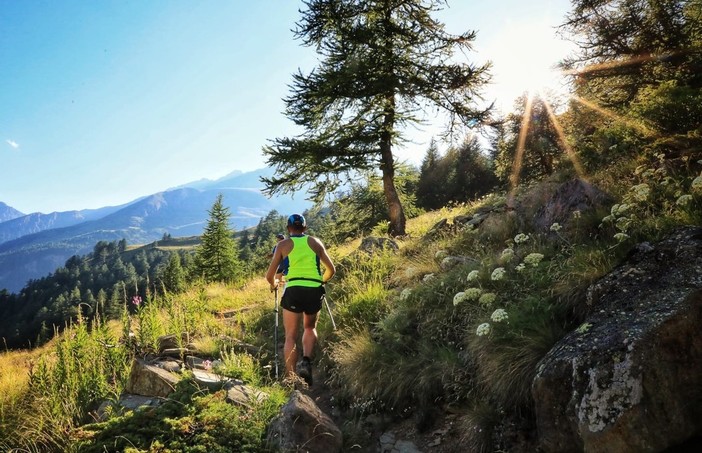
[0,168,311,293]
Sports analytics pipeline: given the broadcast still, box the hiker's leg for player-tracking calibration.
[283,309,301,376]
[302,311,319,359]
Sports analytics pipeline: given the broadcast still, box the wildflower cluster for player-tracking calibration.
[479,292,496,306]
[476,323,491,337]
[491,267,506,281]
[466,270,480,282]
[692,175,702,192]
[453,287,482,306]
[602,160,702,243]
[523,253,544,267]
[514,233,530,244]
[629,183,650,202]
[400,288,412,301]
[490,308,508,323]
[500,248,515,263]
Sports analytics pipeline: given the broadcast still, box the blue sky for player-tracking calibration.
[1,0,573,214]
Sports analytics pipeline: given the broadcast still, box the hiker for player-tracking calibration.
[266,214,335,385]
[272,233,289,282]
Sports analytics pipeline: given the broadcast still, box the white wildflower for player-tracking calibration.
[614,232,629,242]
[572,210,582,219]
[490,308,509,323]
[601,214,615,223]
[676,194,693,206]
[516,263,526,272]
[476,323,491,337]
[500,248,515,262]
[550,222,562,232]
[523,253,544,267]
[466,270,480,283]
[422,273,436,282]
[514,233,530,244]
[615,204,630,215]
[615,216,632,232]
[491,267,506,281]
[453,292,466,306]
[692,176,702,192]
[630,183,650,202]
[400,288,412,301]
[479,292,496,306]
[465,287,482,301]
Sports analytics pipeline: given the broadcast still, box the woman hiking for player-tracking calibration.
[266,213,335,386]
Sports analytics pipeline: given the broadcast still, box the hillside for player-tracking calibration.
[1,167,700,452]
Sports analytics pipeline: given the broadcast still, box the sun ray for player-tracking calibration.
[570,95,657,137]
[508,93,535,198]
[563,48,696,76]
[541,97,587,180]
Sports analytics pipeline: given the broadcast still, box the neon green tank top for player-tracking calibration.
[286,235,323,287]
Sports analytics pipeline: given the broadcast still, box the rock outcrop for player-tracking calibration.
[266,390,343,453]
[533,226,702,452]
[531,178,613,234]
[125,359,180,397]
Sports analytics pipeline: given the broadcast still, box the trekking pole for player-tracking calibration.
[273,286,279,380]
[323,292,337,331]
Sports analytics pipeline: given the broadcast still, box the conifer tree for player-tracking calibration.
[160,252,186,293]
[263,0,490,236]
[194,194,241,283]
[417,140,443,210]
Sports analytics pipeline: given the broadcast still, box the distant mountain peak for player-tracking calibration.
[0,202,25,223]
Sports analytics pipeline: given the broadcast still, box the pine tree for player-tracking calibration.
[194,194,242,283]
[160,252,186,293]
[263,0,490,236]
[417,140,443,209]
[561,0,702,106]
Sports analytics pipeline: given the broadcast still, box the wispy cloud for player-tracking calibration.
[6,139,19,149]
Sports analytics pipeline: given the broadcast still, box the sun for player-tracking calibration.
[485,18,574,110]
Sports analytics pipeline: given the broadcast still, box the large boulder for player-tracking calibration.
[532,178,613,234]
[125,359,180,398]
[266,390,343,452]
[533,227,702,452]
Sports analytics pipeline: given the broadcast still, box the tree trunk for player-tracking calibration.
[380,96,406,237]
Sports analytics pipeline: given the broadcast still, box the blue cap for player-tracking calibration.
[287,214,306,228]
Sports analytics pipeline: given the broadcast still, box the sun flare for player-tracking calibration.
[486,18,573,109]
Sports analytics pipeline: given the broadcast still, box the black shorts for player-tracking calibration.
[281,286,325,315]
